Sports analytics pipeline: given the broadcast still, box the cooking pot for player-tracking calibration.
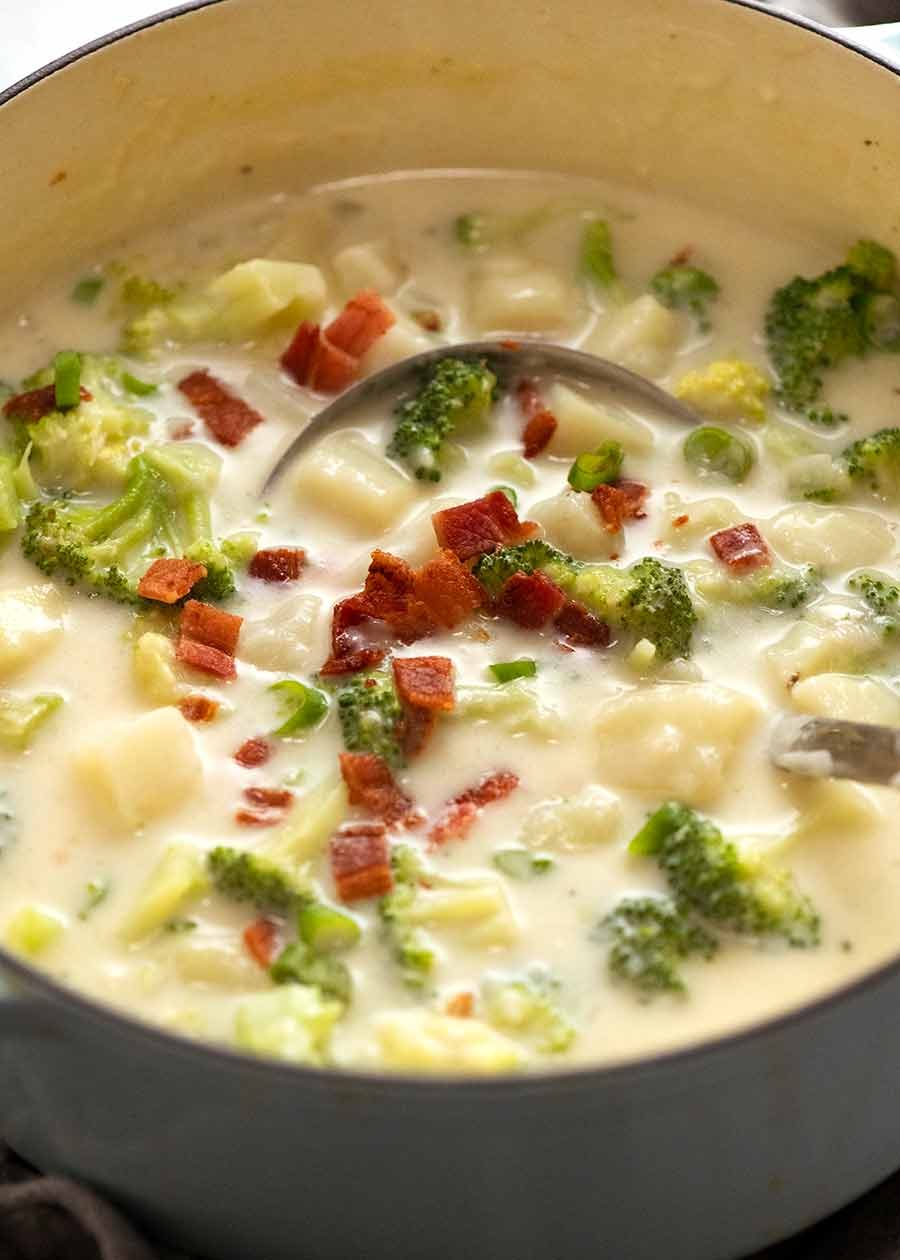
[1,3,899,1257]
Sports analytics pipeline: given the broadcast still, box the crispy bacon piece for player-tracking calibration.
[554,599,611,648]
[497,570,566,629]
[248,548,306,583]
[339,752,413,826]
[414,550,484,628]
[137,557,207,604]
[234,736,273,768]
[393,656,455,712]
[235,809,283,827]
[445,992,475,1018]
[326,290,396,358]
[181,600,242,655]
[281,291,395,394]
[592,480,649,534]
[615,479,650,519]
[432,490,538,562]
[244,786,294,810]
[516,378,558,458]
[399,706,436,760]
[176,639,236,679]
[330,822,393,902]
[709,522,772,573]
[243,917,281,967]
[429,770,520,847]
[178,370,264,447]
[3,383,91,422]
[178,694,220,723]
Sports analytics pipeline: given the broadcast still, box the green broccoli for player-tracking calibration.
[335,670,404,768]
[630,802,820,947]
[387,357,497,481]
[481,966,575,1053]
[22,442,235,604]
[650,263,720,331]
[472,539,572,599]
[270,941,352,1004]
[842,427,900,498]
[765,240,900,426]
[693,560,820,611]
[378,846,436,988]
[601,896,718,995]
[848,569,900,633]
[579,219,618,291]
[207,846,310,915]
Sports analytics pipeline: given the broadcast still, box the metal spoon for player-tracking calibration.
[770,715,900,786]
[261,340,702,495]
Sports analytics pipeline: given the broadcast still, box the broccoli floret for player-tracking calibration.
[207,846,309,915]
[618,558,697,661]
[650,263,719,331]
[481,966,575,1052]
[472,539,571,599]
[378,846,436,988]
[675,359,770,425]
[765,240,900,426]
[630,802,820,947]
[842,427,900,498]
[848,569,900,633]
[335,670,404,768]
[120,274,177,309]
[22,442,235,604]
[601,896,719,995]
[270,941,352,1004]
[693,560,820,611]
[387,357,497,481]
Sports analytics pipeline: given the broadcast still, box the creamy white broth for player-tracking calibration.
[0,170,898,1073]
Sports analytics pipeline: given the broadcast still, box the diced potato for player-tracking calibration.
[766,601,885,686]
[239,593,323,672]
[546,383,653,458]
[787,777,883,842]
[205,259,327,338]
[594,683,760,805]
[587,294,682,378]
[486,450,538,488]
[519,786,622,850]
[404,876,519,948]
[175,937,269,988]
[120,843,207,942]
[358,316,432,375]
[332,241,404,297]
[785,453,850,502]
[74,707,202,828]
[469,256,572,333]
[0,585,63,679]
[384,496,464,567]
[530,489,621,560]
[235,985,342,1065]
[133,632,183,705]
[264,775,349,866]
[5,905,65,958]
[661,492,742,548]
[292,430,419,535]
[375,1010,525,1074]
[768,504,893,574]
[453,682,562,738]
[790,673,900,725]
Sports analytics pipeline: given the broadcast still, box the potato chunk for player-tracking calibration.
[594,683,760,805]
[205,259,326,337]
[292,430,419,535]
[530,490,621,560]
[74,707,202,828]
[766,601,884,686]
[587,294,682,378]
[0,585,63,679]
[332,241,404,297]
[520,786,622,850]
[239,593,323,672]
[546,383,653,458]
[661,493,742,548]
[376,1010,525,1074]
[469,257,571,333]
[790,673,900,725]
[768,504,893,574]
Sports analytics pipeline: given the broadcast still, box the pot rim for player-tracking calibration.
[0,0,897,1096]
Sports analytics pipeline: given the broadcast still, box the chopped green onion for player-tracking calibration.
[567,440,625,492]
[489,659,537,684]
[121,371,158,397]
[78,877,110,921]
[298,902,361,953]
[53,350,82,411]
[492,849,555,880]
[682,426,754,483]
[270,940,351,1003]
[269,679,329,737]
[454,212,487,249]
[488,484,518,508]
[579,219,616,289]
[164,918,197,934]
[71,275,104,305]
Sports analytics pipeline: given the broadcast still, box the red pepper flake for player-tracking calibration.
[672,514,690,529]
[339,752,413,826]
[178,370,264,447]
[234,736,273,768]
[330,822,393,902]
[432,490,538,562]
[3,383,91,422]
[243,916,281,967]
[137,557,207,604]
[497,570,566,629]
[178,694,220,723]
[248,548,306,583]
[429,770,520,848]
[709,522,772,573]
[554,599,611,648]
[176,638,236,680]
[181,600,242,655]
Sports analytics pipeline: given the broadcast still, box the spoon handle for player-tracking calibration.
[770,714,900,786]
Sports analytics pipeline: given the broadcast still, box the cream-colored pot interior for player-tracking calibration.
[0,0,897,299]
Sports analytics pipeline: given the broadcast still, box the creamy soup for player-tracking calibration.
[0,171,898,1074]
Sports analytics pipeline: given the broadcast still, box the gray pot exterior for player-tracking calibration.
[1,957,898,1260]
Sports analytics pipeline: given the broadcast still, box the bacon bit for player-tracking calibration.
[499,339,522,351]
[50,169,67,186]
[672,514,690,529]
[178,370,264,447]
[234,736,273,768]
[497,570,566,629]
[243,917,281,967]
[414,549,484,628]
[178,694,220,723]
[339,752,413,826]
[413,309,442,332]
[554,599,611,648]
[393,656,455,712]
[670,244,694,266]
[446,992,474,1018]
[3,383,91,422]
[244,786,294,810]
[591,480,649,534]
[326,290,396,359]
[248,548,306,583]
[429,770,520,848]
[516,378,558,459]
[236,809,283,827]
[709,522,772,573]
[168,420,196,441]
[432,491,538,562]
[176,638,236,679]
[399,706,437,760]
[281,292,395,393]
[330,822,393,902]
[616,479,649,519]
[181,600,242,655]
[137,557,207,604]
